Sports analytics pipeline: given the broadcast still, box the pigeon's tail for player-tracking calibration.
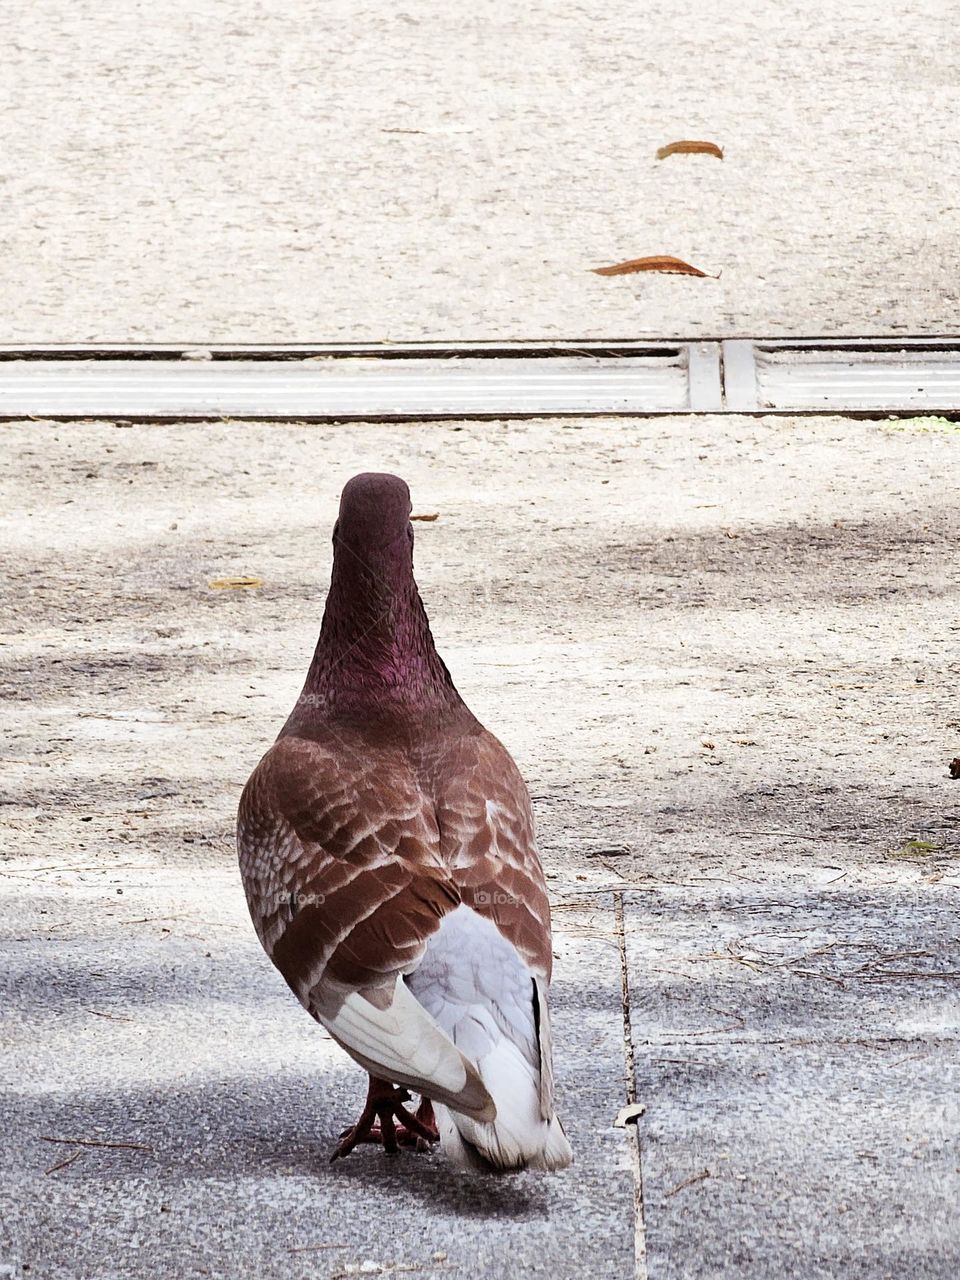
[405,907,573,1173]
[321,979,496,1122]
[434,1035,573,1172]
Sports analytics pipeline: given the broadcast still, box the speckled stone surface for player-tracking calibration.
[1,1,957,342]
[0,895,632,1280]
[627,887,960,1279]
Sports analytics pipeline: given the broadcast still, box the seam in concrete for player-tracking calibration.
[615,891,649,1280]
[643,1035,960,1048]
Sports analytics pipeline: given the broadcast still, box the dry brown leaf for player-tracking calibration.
[410,512,440,522]
[208,576,263,590]
[656,139,724,161]
[590,255,719,279]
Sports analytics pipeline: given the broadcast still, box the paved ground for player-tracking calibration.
[2,0,959,342]
[1,415,958,1278]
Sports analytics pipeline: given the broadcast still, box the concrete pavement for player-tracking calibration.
[1,412,958,1277]
[1,1,957,342]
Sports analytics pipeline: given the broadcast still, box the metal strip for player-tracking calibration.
[0,341,683,362]
[686,342,723,412]
[721,340,759,411]
[0,355,690,420]
[755,344,960,412]
[1,338,959,418]
[2,336,957,358]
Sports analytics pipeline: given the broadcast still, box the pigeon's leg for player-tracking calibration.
[372,1095,439,1151]
[330,1076,439,1161]
[400,1097,439,1152]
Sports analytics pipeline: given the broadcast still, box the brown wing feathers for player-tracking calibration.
[243,764,443,1002]
[239,727,551,1011]
[237,474,569,1167]
[434,733,553,980]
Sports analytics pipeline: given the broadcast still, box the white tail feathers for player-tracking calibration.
[436,1033,573,1172]
[402,905,572,1173]
[322,980,495,1121]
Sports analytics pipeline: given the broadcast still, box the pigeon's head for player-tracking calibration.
[335,473,413,553]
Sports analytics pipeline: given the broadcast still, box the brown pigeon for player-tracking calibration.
[237,473,571,1171]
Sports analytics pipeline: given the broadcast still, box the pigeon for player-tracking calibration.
[237,473,571,1172]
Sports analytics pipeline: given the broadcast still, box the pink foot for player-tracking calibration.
[331,1079,439,1161]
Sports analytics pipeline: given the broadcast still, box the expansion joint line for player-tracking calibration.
[614,890,648,1280]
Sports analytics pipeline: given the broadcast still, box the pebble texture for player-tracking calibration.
[1,1,958,341]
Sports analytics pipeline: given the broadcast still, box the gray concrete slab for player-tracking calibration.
[0,2,957,341]
[638,1042,958,1280]
[0,886,633,1279]
[624,887,960,1279]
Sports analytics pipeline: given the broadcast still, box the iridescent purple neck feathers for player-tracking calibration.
[296,474,459,719]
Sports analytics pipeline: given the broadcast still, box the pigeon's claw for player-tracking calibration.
[330,1079,439,1161]
[404,1098,440,1151]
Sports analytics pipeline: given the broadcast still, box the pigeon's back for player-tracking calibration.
[237,473,571,1171]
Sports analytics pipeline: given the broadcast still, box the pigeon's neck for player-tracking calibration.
[300,536,460,717]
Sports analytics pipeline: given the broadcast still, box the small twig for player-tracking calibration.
[550,887,622,900]
[40,1136,152,1152]
[665,1021,746,1038]
[665,1168,711,1198]
[862,970,960,981]
[787,967,848,987]
[0,861,142,876]
[44,1148,85,1175]
[653,1058,712,1066]
[600,862,634,881]
[331,1266,435,1279]
[118,915,232,929]
[729,830,802,838]
[82,1007,135,1023]
[857,949,935,969]
[723,901,803,912]
[287,1243,349,1253]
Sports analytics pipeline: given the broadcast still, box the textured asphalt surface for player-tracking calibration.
[2,415,959,1277]
[631,887,959,1279]
[2,0,958,341]
[1,891,632,1280]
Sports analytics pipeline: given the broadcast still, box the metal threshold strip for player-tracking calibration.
[0,338,958,420]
